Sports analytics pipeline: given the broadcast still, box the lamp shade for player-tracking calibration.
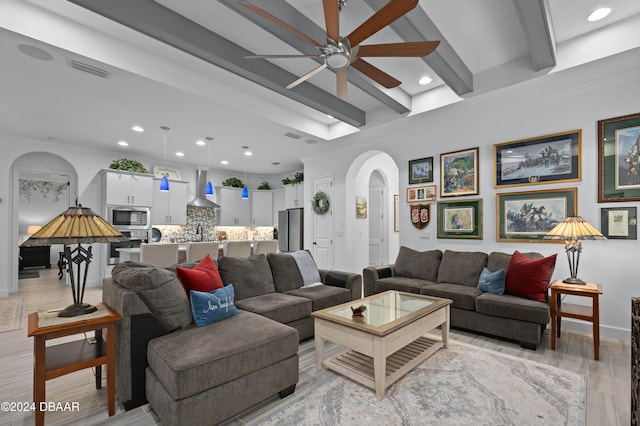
[205,181,213,196]
[543,216,607,241]
[26,225,42,235]
[160,175,170,192]
[241,185,249,199]
[21,205,127,246]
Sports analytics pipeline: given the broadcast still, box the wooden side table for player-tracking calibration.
[549,280,603,360]
[27,304,121,426]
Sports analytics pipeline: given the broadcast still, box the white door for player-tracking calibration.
[312,175,333,269]
[369,186,384,266]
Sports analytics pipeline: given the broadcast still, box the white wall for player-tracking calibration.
[302,47,640,340]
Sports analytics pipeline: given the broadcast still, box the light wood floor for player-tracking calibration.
[0,269,631,425]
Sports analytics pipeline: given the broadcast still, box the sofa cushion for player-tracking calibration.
[190,285,240,327]
[505,251,556,302]
[218,254,275,300]
[375,276,433,294]
[235,293,311,324]
[393,246,442,281]
[475,292,550,324]
[267,253,304,292]
[477,267,506,295]
[112,261,192,332]
[437,250,488,287]
[487,251,543,272]
[420,283,479,310]
[147,311,298,400]
[176,254,223,298]
[286,285,351,311]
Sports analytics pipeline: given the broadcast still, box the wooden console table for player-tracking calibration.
[549,280,602,360]
[27,304,121,426]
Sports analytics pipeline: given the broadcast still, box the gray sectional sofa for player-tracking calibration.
[363,246,552,349]
[103,252,361,426]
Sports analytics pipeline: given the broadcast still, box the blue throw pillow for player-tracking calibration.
[477,267,506,295]
[190,284,241,327]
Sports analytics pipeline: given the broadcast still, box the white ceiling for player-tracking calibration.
[1,0,640,175]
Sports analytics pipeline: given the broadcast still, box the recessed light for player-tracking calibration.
[221,160,229,165]
[131,125,144,132]
[244,151,253,156]
[419,76,432,85]
[175,151,185,157]
[196,140,206,146]
[17,44,53,61]
[326,114,334,119]
[588,7,611,22]
[118,141,129,146]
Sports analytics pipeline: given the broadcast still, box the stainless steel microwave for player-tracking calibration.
[107,206,151,230]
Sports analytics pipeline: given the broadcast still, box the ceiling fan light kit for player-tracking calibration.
[241,0,440,99]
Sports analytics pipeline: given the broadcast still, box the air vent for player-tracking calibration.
[70,60,111,78]
[285,132,302,139]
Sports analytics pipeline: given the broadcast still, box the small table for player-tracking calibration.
[27,304,121,426]
[549,280,603,360]
[312,290,451,399]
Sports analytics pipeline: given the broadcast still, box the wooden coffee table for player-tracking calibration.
[312,290,451,399]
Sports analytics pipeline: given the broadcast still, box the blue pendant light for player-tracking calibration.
[160,126,170,192]
[205,137,214,196]
[241,185,249,199]
[242,146,250,200]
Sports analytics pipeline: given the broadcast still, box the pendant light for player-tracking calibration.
[205,137,214,196]
[241,145,249,199]
[160,126,170,192]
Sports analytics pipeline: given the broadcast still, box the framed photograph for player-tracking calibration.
[355,196,367,218]
[406,185,436,202]
[600,207,637,239]
[496,188,577,242]
[598,112,640,202]
[437,198,482,239]
[408,157,433,184]
[494,130,581,188]
[440,148,479,197]
[394,194,399,232]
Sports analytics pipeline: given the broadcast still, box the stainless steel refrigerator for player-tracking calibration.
[278,208,303,252]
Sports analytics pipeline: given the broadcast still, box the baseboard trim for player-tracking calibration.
[560,318,630,341]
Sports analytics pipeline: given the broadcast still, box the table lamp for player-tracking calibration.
[21,204,127,317]
[543,216,607,285]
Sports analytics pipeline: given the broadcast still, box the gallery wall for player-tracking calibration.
[303,47,640,340]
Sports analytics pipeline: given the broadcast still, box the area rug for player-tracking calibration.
[18,270,39,279]
[0,298,24,333]
[249,342,586,426]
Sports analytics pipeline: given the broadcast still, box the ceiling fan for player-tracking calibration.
[241,0,440,98]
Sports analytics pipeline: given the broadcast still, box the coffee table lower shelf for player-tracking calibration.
[323,336,442,393]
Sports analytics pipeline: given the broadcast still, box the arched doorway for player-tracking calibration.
[343,151,399,273]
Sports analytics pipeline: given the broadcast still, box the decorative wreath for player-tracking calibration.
[311,191,330,215]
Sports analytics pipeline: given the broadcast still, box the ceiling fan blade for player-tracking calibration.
[336,68,347,99]
[347,0,419,47]
[286,63,328,89]
[322,0,339,43]
[357,41,440,57]
[245,54,322,59]
[240,2,322,47]
[351,58,401,88]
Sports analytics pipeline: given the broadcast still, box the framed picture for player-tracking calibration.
[437,198,482,239]
[355,196,367,218]
[600,207,637,239]
[440,148,479,197]
[494,130,581,188]
[408,157,433,184]
[496,188,577,242]
[394,194,399,232]
[406,185,436,202]
[598,112,640,202]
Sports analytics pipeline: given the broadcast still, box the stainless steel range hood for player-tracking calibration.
[188,169,220,208]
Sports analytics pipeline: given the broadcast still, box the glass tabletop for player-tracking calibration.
[323,291,439,328]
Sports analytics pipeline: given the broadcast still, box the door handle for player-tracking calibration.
[313,242,317,245]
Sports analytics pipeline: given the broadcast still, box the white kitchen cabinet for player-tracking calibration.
[284,184,303,209]
[250,190,273,226]
[102,169,153,206]
[152,179,188,225]
[215,186,250,226]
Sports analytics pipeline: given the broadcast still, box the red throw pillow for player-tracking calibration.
[504,251,556,302]
[176,254,224,297]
